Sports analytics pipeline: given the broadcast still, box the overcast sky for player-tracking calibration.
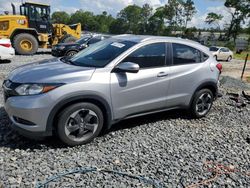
[0,0,235,28]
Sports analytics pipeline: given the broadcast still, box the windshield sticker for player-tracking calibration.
[111,42,125,48]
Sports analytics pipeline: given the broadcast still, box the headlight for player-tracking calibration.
[15,84,62,96]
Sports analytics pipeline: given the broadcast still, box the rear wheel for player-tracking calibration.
[227,55,232,62]
[13,33,38,55]
[190,89,214,118]
[214,55,218,61]
[57,102,104,146]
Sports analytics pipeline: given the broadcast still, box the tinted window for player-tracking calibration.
[209,47,219,52]
[76,36,91,44]
[122,43,166,68]
[220,48,229,52]
[173,43,202,65]
[70,39,136,67]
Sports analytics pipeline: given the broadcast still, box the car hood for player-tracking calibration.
[8,58,96,84]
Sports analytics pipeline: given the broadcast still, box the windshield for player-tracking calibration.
[76,36,91,44]
[209,47,219,52]
[70,39,137,68]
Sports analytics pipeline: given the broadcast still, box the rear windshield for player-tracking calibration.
[70,39,137,68]
[209,47,219,52]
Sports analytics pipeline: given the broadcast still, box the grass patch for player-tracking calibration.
[234,51,250,60]
[246,76,250,83]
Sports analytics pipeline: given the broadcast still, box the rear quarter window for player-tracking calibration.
[172,43,203,65]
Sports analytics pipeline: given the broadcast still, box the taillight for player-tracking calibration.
[216,63,222,73]
[0,43,11,48]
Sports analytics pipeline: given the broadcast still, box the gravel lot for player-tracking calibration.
[0,52,250,187]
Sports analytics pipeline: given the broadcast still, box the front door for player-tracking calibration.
[28,5,51,33]
[110,42,170,119]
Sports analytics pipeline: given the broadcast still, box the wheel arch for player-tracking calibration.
[189,81,218,106]
[65,49,79,56]
[10,28,39,41]
[46,94,113,135]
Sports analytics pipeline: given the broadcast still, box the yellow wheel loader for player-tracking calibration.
[0,2,81,55]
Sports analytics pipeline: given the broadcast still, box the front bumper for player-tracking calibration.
[51,49,65,57]
[4,94,54,137]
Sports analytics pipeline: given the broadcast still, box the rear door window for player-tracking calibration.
[172,43,202,65]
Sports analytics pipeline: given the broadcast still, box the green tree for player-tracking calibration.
[139,4,153,34]
[205,12,224,39]
[117,5,142,34]
[205,12,223,29]
[109,18,128,34]
[95,11,115,33]
[182,0,196,30]
[224,0,250,42]
[51,11,70,24]
[69,10,99,31]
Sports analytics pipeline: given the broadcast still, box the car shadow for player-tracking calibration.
[0,60,11,64]
[36,51,51,55]
[0,106,191,150]
[107,109,191,134]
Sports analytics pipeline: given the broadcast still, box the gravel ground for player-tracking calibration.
[0,53,250,187]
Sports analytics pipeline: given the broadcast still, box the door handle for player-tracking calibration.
[157,72,168,77]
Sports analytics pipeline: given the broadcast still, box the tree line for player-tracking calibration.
[52,0,250,42]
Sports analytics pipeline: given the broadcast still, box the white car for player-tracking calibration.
[209,46,233,61]
[0,39,15,60]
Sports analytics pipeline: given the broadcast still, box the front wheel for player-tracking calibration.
[190,89,214,118]
[57,102,104,146]
[66,50,78,57]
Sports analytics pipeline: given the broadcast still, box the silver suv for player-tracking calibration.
[3,35,222,146]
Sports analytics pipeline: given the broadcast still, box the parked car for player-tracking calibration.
[209,46,233,61]
[51,35,110,57]
[3,35,222,146]
[0,39,15,60]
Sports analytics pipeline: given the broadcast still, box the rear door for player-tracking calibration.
[110,42,170,119]
[167,43,206,107]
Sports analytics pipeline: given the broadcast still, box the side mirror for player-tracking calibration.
[113,62,139,73]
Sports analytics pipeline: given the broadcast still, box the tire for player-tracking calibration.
[60,35,77,43]
[57,102,104,146]
[66,50,78,57]
[227,55,232,62]
[13,33,38,55]
[214,55,218,61]
[190,89,214,118]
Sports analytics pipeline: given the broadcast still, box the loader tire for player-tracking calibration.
[61,35,77,43]
[13,33,38,55]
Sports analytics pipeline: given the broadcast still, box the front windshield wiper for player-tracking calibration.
[60,57,76,65]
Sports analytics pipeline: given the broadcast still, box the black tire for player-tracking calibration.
[66,50,78,57]
[57,102,104,146]
[227,55,232,62]
[60,35,77,43]
[190,89,214,118]
[13,33,38,55]
[214,55,218,61]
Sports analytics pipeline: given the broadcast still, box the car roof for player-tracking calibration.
[113,34,198,44]
[113,34,210,54]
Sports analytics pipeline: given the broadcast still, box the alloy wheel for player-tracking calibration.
[65,109,99,142]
